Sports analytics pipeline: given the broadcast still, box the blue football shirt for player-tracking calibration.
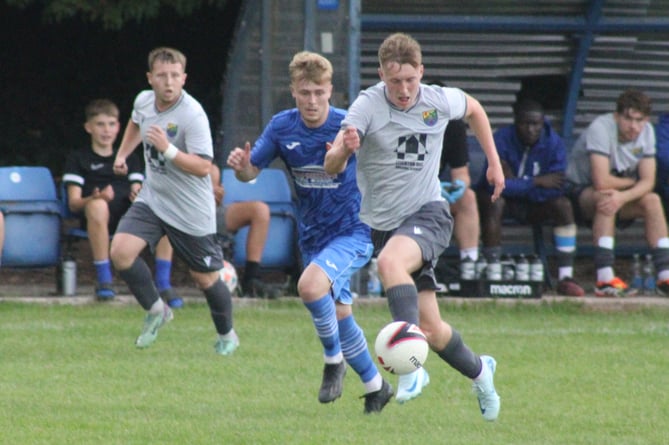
[250,107,369,255]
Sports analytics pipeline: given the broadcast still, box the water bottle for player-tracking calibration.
[529,254,544,283]
[501,254,515,282]
[367,258,382,297]
[486,252,502,281]
[642,253,655,294]
[515,253,530,282]
[460,256,475,281]
[630,253,643,292]
[62,256,77,296]
[475,256,487,280]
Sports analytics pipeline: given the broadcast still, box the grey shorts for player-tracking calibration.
[371,200,453,291]
[116,202,224,273]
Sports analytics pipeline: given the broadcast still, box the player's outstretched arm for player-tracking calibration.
[464,95,505,201]
[114,119,142,176]
[228,142,260,182]
[324,127,358,174]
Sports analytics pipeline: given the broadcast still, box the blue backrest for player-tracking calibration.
[222,168,293,205]
[0,166,61,267]
[221,168,298,270]
[0,166,58,201]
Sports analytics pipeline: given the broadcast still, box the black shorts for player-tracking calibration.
[371,200,453,292]
[116,202,223,273]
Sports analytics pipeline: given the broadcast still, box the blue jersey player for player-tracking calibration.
[227,51,393,414]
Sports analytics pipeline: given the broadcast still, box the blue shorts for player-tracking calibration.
[303,233,373,305]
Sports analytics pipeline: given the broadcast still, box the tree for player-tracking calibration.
[4,0,231,30]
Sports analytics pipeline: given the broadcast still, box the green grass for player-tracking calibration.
[1,299,668,445]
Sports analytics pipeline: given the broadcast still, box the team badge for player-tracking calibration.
[166,123,178,138]
[422,109,438,126]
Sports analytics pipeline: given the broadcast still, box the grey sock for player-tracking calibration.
[437,329,482,379]
[204,279,233,335]
[119,258,160,311]
[385,284,419,325]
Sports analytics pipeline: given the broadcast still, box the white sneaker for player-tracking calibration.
[473,355,500,421]
[396,367,430,404]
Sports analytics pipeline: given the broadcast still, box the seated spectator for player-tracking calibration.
[566,89,669,297]
[438,117,481,263]
[0,211,4,268]
[63,99,179,302]
[210,163,278,298]
[476,98,584,296]
[654,113,669,211]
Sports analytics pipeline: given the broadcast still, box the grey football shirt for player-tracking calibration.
[566,113,656,186]
[342,83,466,230]
[131,90,216,236]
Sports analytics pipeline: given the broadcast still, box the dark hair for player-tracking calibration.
[616,89,651,116]
[147,47,187,72]
[513,98,544,117]
[84,99,119,121]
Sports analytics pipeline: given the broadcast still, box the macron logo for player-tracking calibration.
[286,142,301,150]
[413,226,423,235]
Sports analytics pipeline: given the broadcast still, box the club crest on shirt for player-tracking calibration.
[422,109,438,126]
[166,123,178,138]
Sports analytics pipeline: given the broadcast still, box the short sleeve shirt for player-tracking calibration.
[566,113,656,186]
[342,83,467,230]
[131,90,216,236]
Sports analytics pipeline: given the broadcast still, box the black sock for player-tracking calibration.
[437,329,482,379]
[119,258,160,311]
[242,261,260,288]
[204,279,233,335]
[385,284,419,324]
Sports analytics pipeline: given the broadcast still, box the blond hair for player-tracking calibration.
[289,51,333,85]
[378,33,422,68]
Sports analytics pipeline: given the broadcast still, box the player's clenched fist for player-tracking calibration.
[342,126,359,153]
[227,142,251,171]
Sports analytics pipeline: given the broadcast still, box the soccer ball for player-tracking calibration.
[219,260,238,293]
[374,321,429,375]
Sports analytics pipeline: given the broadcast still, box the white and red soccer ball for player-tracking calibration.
[374,321,429,375]
[219,260,238,293]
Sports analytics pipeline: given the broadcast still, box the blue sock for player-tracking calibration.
[94,259,113,284]
[338,314,377,384]
[155,259,172,292]
[304,296,340,358]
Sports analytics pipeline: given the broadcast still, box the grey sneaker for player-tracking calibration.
[214,331,240,356]
[135,304,173,349]
[318,361,346,403]
[473,355,500,421]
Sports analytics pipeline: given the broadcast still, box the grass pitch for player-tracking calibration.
[1,298,667,445]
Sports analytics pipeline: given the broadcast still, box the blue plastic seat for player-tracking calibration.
[59,181,92,252]
[0,166,61,267]
[222,168,298,272]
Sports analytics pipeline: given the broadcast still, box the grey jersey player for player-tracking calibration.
[111,47,239,355]
[325,33,504,421]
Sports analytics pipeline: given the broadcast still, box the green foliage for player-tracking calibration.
[1,300,668,444]
[4,0,231,29]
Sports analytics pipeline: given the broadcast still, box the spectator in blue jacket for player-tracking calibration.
[655,113,669,206]
[476,98,584,296]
